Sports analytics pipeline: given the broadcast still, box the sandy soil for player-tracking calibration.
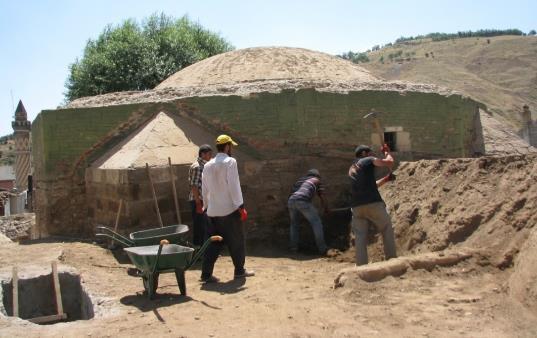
[0,240,536,337]
[1,154,536,337]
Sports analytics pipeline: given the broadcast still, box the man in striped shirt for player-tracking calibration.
[288,169,331,255]
[188,144,212,246]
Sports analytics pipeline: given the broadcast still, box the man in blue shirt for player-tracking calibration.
[349,144,397,265]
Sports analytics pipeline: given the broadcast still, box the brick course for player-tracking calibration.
[31,89,483,243]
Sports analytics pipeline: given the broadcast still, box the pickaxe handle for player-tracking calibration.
[372,118,384,145]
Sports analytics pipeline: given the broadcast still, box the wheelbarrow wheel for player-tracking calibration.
[142,272,159,297]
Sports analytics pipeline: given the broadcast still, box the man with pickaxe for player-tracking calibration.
[349,112,397,265]
[349,144,396,265]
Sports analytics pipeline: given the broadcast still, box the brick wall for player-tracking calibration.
[31,88,482,242]
[180,89,482,159]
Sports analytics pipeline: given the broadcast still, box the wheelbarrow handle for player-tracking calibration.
[184,235,223,270]
[152,239,169,276]
[95,226,135,247]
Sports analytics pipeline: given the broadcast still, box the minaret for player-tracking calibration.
[11,100,31,190]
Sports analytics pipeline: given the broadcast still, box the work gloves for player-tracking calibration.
[195,199,204,214]
[239,207,248,221]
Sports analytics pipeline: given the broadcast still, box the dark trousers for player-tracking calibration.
[201,210,246,278]
[190,200,208,246]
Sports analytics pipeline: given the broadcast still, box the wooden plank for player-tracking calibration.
[168,157,182,225]
[51,261,64,316]
[146,163,164,227]
[29,313,67,324]
[12,266,18,317]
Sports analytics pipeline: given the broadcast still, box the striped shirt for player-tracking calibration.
[188,157,207,201]
[288,176,324,202]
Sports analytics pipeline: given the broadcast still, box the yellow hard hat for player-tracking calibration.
[216,134,238,146]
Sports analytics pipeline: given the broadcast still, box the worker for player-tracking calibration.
[288,169,334,256]
[188,144,213,247]
[200,134,254,283]
[349,144,397,265]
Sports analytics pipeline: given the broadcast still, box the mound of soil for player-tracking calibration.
[337,154,537,302]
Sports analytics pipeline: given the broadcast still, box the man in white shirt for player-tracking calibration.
[200,134,255,283]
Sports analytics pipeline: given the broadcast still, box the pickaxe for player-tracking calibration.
[363,110,394,177]
[362,110,384,148]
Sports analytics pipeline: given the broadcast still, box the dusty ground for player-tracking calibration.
[1,154,536,337]
[0,240,536,337]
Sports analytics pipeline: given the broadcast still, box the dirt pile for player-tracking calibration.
[385,154,536,257]
[338,153,537,304]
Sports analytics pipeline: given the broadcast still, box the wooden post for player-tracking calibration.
[168,157,182,225]
[109,199,123,248]
[113,199,123,233]
[146,163,164,227]
[51,261,64,316]
[12,266,18,317]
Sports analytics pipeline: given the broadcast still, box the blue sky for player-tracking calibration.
[1,0,536,136]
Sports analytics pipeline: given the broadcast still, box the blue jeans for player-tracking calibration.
[288,199,327,253]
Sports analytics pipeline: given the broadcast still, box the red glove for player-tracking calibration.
[195,200,204,214]
[380,143,390,153]
[239,207,248,222]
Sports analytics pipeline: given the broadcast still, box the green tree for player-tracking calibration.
[338,51,369,63]
[529,30,537,35]
[65,13,234,101]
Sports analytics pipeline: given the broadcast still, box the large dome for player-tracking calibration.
[156,47,381,89]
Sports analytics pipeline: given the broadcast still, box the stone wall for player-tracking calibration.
[31,88,482,241]
[85,165,192,232]
[87,156,353,248]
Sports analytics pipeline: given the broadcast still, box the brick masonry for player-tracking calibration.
[31,89,483,245]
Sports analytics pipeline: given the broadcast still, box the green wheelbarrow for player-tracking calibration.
[95,224,189,247]
[124,236,223,299]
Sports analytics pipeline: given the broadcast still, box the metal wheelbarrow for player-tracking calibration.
[95,224,189,247]
[124,236,223,299]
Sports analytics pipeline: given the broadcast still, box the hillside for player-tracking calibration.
[0,136,15,166]
[361,35,537,130]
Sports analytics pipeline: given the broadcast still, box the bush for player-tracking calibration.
[338,51,370,63]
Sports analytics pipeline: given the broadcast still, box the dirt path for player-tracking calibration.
[1,240,536,337]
